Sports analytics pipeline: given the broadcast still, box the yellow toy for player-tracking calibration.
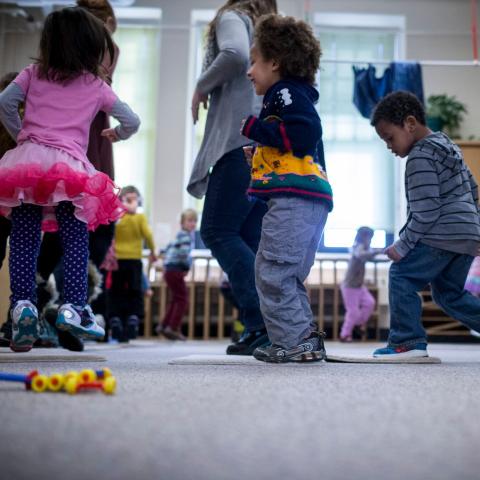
[0,367,116,395]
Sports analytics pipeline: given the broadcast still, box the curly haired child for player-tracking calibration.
[241,14,333,362]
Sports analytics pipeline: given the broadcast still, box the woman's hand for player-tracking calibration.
[101,128,120,143]
[191,90,209,124]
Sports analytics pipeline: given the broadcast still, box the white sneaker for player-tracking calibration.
[56,304,105,340]
[10,300,39,352]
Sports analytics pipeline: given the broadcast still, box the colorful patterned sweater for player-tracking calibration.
[241,78,333,210]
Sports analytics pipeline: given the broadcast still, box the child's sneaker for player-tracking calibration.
[373,343,428,358]
[253,331,326,363]
[226,327,269,355]
[10,300,39,352]
[56,304,105,340]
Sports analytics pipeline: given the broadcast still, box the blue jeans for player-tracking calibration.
[388,242,480,346]
[201,148,267,332]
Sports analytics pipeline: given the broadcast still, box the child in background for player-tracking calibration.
[464,256,480,338]
[0,7,140,352]
[340,226,381,342]
[241,15,333,363]
[158,209,197,341]
[109,186,155,342]
[464,256,480,297]
[371,91,480,358]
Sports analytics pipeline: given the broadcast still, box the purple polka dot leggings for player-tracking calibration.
[10,202,89,307]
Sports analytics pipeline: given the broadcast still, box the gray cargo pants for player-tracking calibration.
[255,197,329,349]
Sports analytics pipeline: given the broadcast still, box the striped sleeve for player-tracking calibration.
[172,232,192,262]
[468,170,480,215]
[394,155,441,257]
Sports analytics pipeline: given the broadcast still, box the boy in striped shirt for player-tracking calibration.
[371,91,480,358]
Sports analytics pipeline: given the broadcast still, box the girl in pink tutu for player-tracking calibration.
[340,227,382,342]
[465,256,480,297]
[0,7,140,352]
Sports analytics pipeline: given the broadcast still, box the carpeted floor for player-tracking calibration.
[1,340,480,480]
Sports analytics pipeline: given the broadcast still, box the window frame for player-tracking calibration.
[314,12,406,252]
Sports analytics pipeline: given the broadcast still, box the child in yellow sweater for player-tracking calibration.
[109,185,156,341]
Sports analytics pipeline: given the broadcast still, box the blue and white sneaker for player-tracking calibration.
[56,304,105,340]
[373,343,428,359]
[10,300,39,352]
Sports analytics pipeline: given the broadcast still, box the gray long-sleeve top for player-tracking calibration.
[187,11,260,199]
[394,132,480,257]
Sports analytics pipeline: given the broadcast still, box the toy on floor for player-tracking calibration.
[0,367,116,394]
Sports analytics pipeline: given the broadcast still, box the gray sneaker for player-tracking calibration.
[253,331,326,363]
[56,304,105,340]
[10,300,39,352]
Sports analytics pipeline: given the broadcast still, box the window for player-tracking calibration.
[111,8,161,217]
[314,13,405,250]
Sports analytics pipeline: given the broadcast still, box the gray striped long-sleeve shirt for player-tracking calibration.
[164,230,193,272]
[394,132,480,257]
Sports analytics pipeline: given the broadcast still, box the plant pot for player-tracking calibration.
[427,116,444,132]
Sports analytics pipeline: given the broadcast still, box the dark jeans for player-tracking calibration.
[108,259,144,320]
[89,223,115,319]
[162,269,188,331]
[200,148,267,332]
[388,242,480,346]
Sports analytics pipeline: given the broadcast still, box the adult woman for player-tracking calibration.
[188,0,278,355]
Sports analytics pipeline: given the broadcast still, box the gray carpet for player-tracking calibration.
[1,340,480,480]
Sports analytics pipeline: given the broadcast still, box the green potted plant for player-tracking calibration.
[426,94,467,138]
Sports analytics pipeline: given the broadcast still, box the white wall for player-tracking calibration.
[1,0,479,241]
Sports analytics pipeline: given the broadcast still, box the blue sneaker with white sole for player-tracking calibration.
[373,343,428,359]
[10,300,39,352]
[56,304,105,340]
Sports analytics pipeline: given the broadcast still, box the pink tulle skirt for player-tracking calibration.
[0,141,125,231]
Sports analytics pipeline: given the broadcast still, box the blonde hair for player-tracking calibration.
[181,208,198,224]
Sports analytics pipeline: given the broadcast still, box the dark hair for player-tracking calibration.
[208,0,278,42]
[254,14,321,85]
[354,226,374,245]
[77,0,116,26]
[370,91,426,127]
[36,7,114,83]
[120,185,141,198]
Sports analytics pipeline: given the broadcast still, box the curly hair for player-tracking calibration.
[254,14,321,85]
[371,91,426,127]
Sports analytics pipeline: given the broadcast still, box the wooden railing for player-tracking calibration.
[143,251,390,341]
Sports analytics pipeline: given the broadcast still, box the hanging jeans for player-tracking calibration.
[353,62,424,118]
